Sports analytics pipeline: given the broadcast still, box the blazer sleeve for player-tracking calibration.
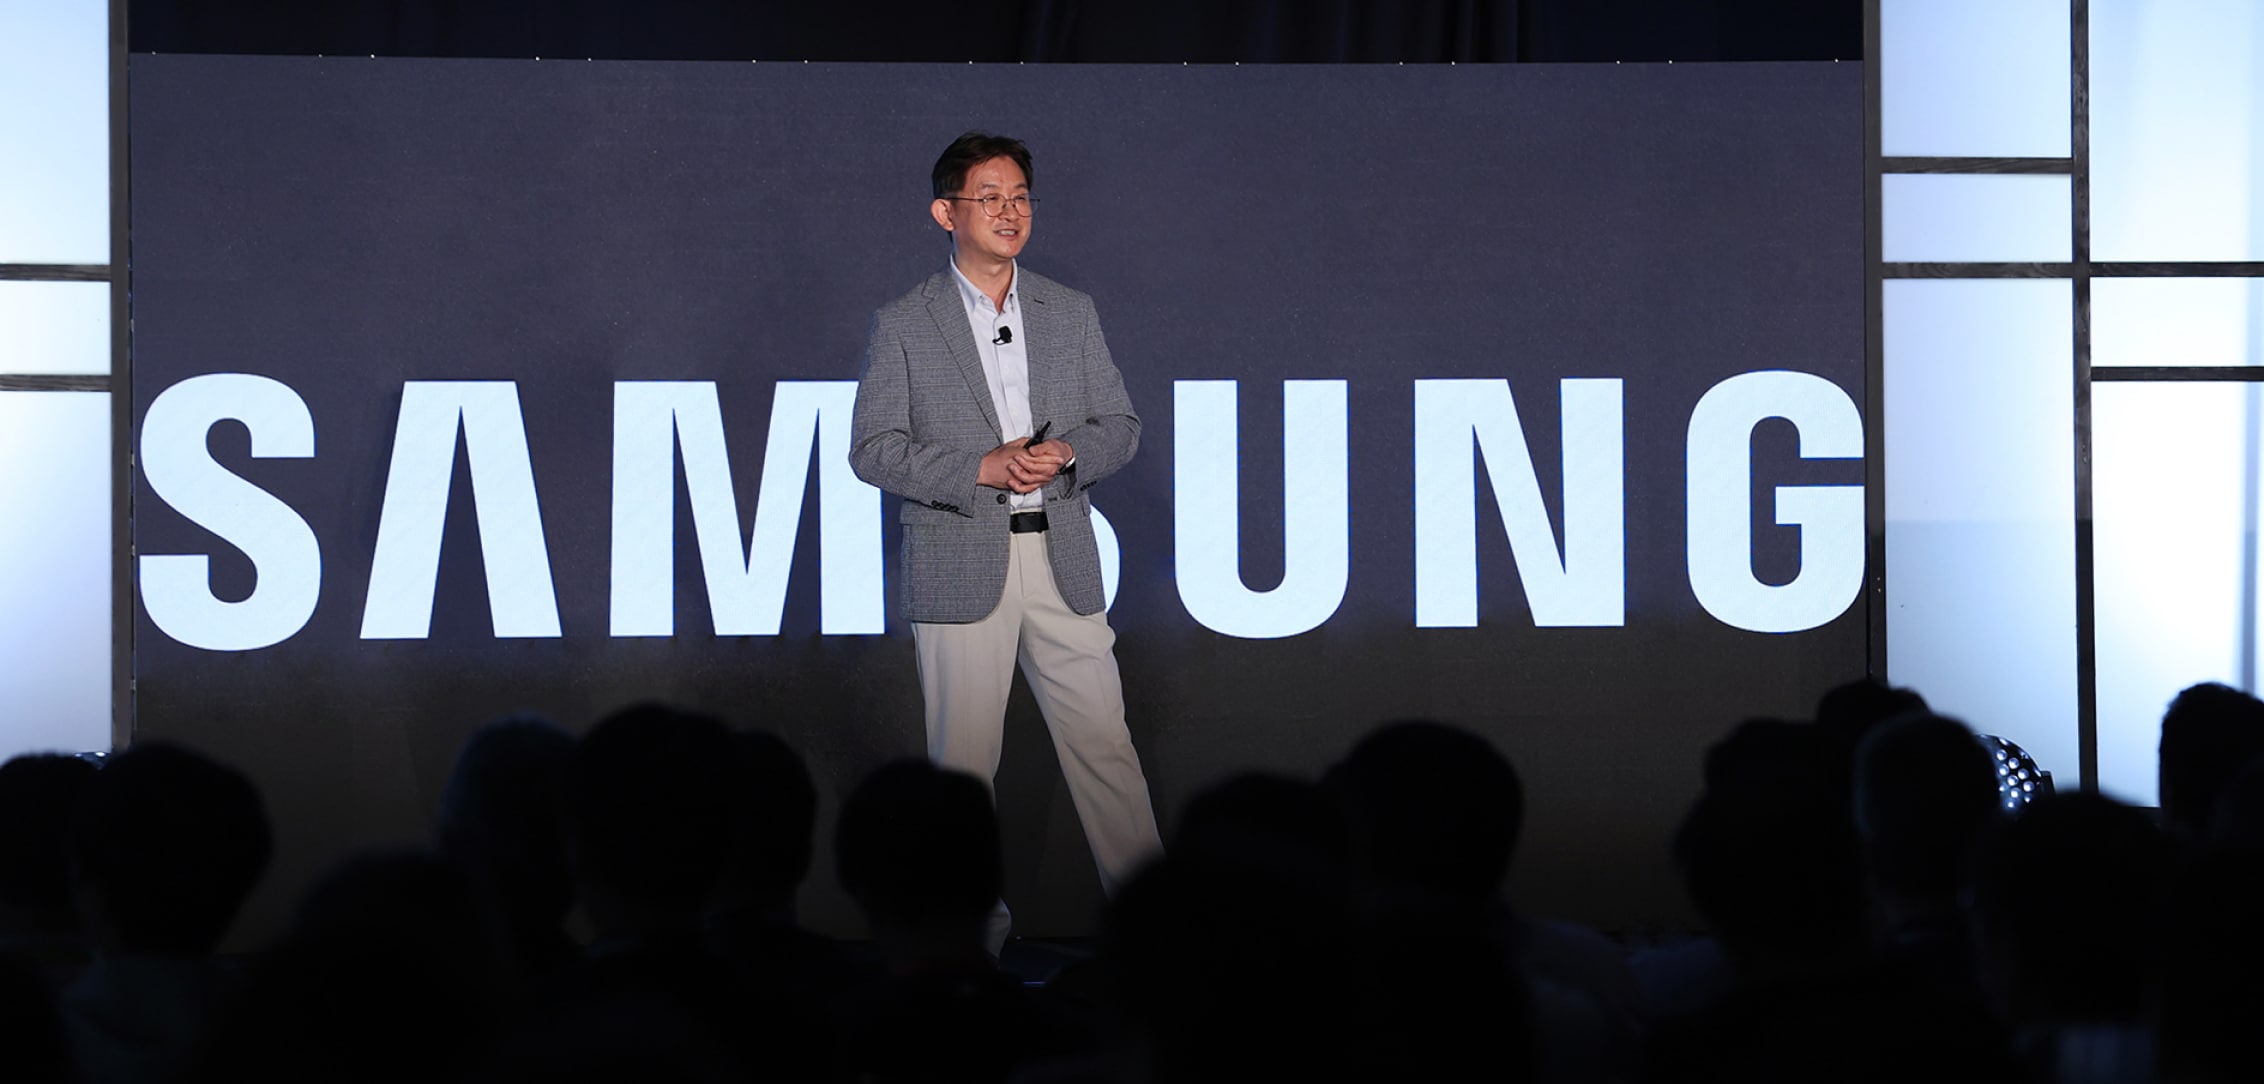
[1048,296,1140,498]
[848,308,988,515]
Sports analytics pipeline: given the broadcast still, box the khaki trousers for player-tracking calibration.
[912,530,1163,899]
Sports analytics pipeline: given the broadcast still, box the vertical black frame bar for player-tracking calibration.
[1864,0,1887,680]
[109,0,131,751]
[2071,0,2098,793]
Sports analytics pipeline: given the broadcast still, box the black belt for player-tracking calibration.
[1009,511,1049,534]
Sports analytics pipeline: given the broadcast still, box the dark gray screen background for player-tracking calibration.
[129,57,1865,941]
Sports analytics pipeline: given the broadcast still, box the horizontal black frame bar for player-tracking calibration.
[1885,261,2264,280]
[2094,262,2264,278]
[1885,262,2074,278]
[0,264,110,282]
[2093,366,2264,382]
[1882,156,2073,174]
[0,374,110,391]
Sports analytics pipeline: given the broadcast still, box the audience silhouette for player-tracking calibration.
[1970,791,2169,1080]
[2158,682,2264,839]
[1644,704,2016,1082]
[5,676,2263,1082]
[1853,711,1999,1001]
[1326,721,1625,1082]
[0,754,97,970]
[834,759,1095,1082]
[184,850,506,1084]
[543,703,821,1081]
[61,742,271,1084]
[0,950,72,1084]
[2156,845,2264,1084]
[436,714,580,985]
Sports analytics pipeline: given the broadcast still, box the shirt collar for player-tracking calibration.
[948,255,1017,316]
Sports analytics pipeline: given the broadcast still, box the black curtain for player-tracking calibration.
[130,0,1860,63]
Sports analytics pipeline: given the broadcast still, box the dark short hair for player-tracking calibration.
[435,714,575,920]
[1968,792,2169,1019]
[931,131,1033,200]
[2161,683,2264,834]
[835,760,1000,927]
[722,730,817,904]
[1676,719,1867,962]
[1323,720,1523,902]
[565,703,738,911]
[71,742,272,954]
[1854,713,2000,895]
[1816,677,1929,747]
[0,754,97,915]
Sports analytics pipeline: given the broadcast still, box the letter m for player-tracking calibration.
[610,381,882,636]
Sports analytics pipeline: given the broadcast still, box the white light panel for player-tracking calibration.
[0,281,110,375]
[1881,0,2072,158]
[0,392,112,757]
[1882,174,2072,263]
[1885,279,2079,785]
[2093,382,2263,805]
[2093,278,2262,369]
[0,0,109,264]
[2091,0,2262,261]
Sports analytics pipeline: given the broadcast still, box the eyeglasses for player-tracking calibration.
[944,194,1038,218]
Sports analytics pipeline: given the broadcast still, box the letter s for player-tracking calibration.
[139,374,321,651]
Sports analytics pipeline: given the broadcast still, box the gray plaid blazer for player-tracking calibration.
[849,268,1140,623]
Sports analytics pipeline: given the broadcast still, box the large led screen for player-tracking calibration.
[130,57,1865,937]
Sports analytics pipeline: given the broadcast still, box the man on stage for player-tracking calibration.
[848,132,1163,943]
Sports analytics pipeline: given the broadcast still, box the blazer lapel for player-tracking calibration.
[1018,276,1058,430]
[925,274,1004,442]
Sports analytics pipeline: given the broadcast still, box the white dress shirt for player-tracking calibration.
[949,256,1044,511]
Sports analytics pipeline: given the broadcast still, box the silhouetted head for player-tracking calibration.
[186,850,504,1084]
[1676,719,1866,973]
[1324,720,1523,904]
[1110,827,1528,1080]
[1703,716,1849,796]
[1816,678,1929,749]
[0,952,69,1083]
[2208,758,2264,850]
[297,849,499,967]
[2159,683,2264,836]
[0,754,98,934]
[1107,849,1356,1079]
[437,715,575,923]
[565,704,739,934]
[1968,792,2170,1025]
[714,730,817,919]
[834,760,1000,936]
[1173,771,1351,873]
[2157,847,2264,1083]
[1854,713,2000,900]
[70,742,270,956]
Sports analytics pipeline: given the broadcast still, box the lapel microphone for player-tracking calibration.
[992,326,1013,346]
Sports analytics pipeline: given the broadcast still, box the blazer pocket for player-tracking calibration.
[899,502,963,525]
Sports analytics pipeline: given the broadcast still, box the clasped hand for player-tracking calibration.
[979,438,1071,494]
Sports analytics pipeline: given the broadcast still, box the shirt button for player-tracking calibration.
[996,493,1007,504]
